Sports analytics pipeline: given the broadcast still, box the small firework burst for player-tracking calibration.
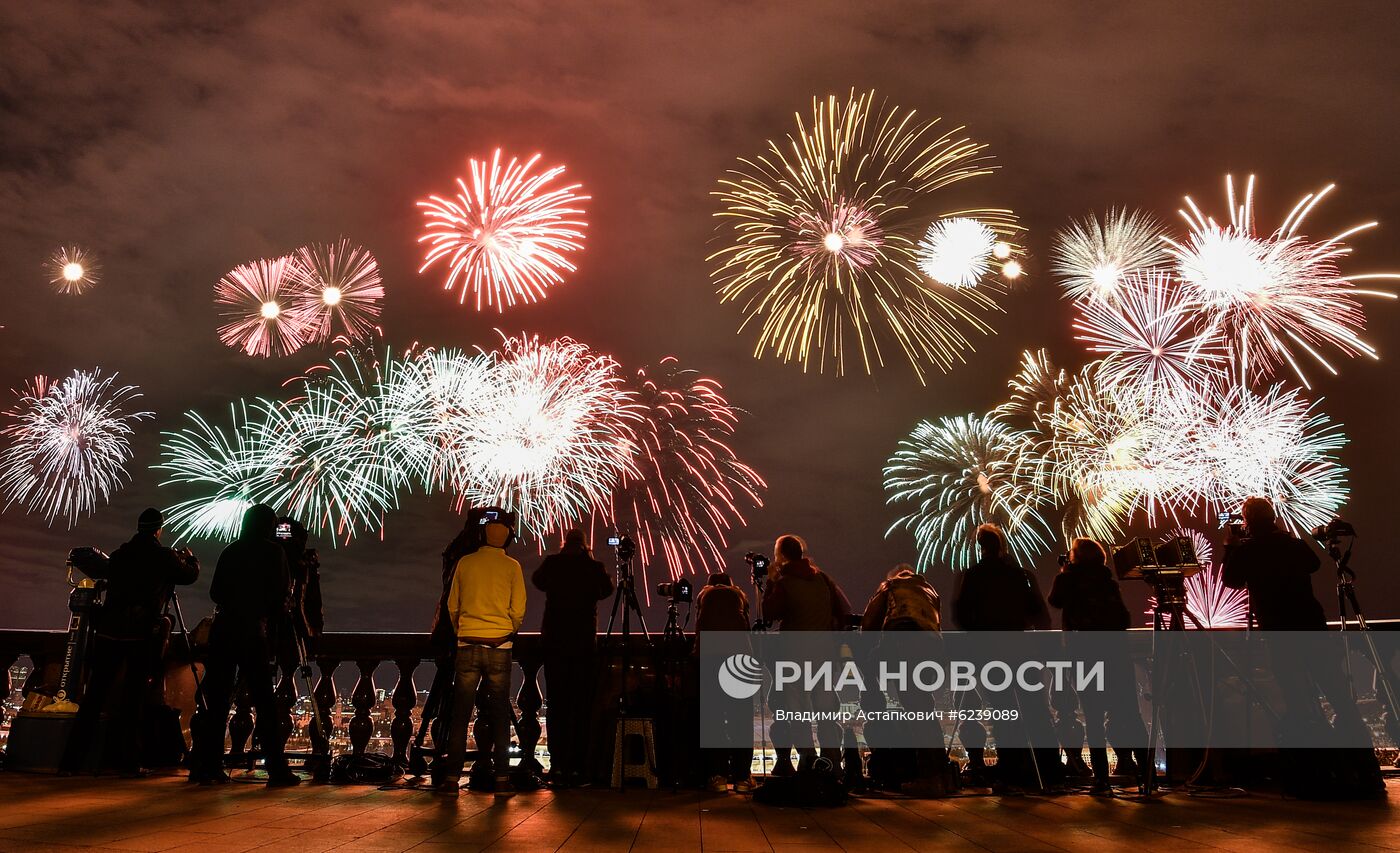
[0,370,152,526]
[1052,209,1167,303]
[917,214,1022,288]
[289,239,385,344]
[418,150,588,311]
[48,246,102,295]
[215,256,310,358]
[884,413,1053,571]
[711,89,1015,382]
[1072,270,1228,392]
[1165,175,1398,388]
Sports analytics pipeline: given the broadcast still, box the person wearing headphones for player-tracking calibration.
[435,511,526,796]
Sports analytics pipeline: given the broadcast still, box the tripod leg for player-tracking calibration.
[170,593,206,712]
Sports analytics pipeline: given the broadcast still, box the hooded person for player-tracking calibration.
[531,529,613,786]
[190,503,298,787]
[61,507,200,776]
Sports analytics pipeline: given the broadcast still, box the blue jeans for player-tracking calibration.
[443,644,514,781]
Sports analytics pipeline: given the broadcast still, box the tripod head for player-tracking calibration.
[1310,518,1357,579]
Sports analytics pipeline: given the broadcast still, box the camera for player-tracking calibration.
[275,522,293,540]
[1218,511,1245,539]
[656,578,693,603]
[1056,553,1069,568]
[611,534,635,561]
[1311,518,1356,544]
[744,551,770,580]
[478,510,499,526]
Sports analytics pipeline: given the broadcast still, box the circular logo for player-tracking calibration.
[717,653,765,699]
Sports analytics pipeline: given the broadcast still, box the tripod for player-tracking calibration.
[166,589,206,714]
[1142,569,1200,796]
[605,553,652,715]
[1328,535,1400,751]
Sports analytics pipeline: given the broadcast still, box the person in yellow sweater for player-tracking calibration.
[435,516,526,795]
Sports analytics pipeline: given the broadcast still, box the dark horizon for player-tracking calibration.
[3,2,1399,633]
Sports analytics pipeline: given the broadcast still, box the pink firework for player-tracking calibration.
[418,151,588,311]
[606,358,767,587]
[1165,175,1398,388]
[1072,270,1227,392]
[215,256,310,358]
[288,239,385,344]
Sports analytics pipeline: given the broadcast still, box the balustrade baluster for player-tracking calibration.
[391,658,418,767]
[349,658,377,756]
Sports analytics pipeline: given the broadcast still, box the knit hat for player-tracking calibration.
[137,507,164,534]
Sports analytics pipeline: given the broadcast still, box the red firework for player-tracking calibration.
[417,150,588,311]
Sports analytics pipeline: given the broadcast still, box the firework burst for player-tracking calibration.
[884,414,1053,572]
[418,150,588,311]
[917,213,1022,288]
[452,334,639,534]
[0,370,152,526]
[155,403,283,542]
[289,240,385,344]
[1072,270,1228,392]
[711,90,1018,383]
[215,256,310,358]
[48,246,102,295]
[597,358,766,583]
[1166,175,1398,388]
[1052,209,1167,303]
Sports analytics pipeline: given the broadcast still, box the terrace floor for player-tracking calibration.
[0,772,1395,853]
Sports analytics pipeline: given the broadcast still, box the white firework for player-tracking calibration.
[0,370,152,526]
[1052,209,1168,303]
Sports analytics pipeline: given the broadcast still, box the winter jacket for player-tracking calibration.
[1222,529,1324,630]
[953,555,1051,631]
[696,576,750,632]
[1048,560,1131,631]
[761,558,852,631]
[87,533,199,640]
[210,505,291,624]
[532,546,614,645]
[861,569,940,632]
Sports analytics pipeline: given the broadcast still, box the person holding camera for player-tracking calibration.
[436,515,526,795]
[190,504,298,787]
[1222,498,1376,787]
[695,572,756,793]
[761,535,852,774]
[61,508,199,777]
[1047,537,1148,793]
[532,529,613,788]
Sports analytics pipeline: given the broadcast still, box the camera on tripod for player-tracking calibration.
[1218,511,1246,539]
[656,578,693,603]
[608,534,636,562]
[1310,517,1356,546]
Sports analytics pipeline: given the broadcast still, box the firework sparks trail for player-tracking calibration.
[0,370,152,527]
[1052,209,1167,303]
[1166,175,1398,388]
[289,240,385,344]
[1072,270,1228,393]
[711,90,1022,383]
[155,403,285,542]
[49,246,101,295]
[418,150,588,311]
[884,413,1053,572]
[586,358,767,587]
[215,256,311,358]
[451,334,640,535]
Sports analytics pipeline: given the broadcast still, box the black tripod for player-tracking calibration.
[1327,533,1400,751]
[1142,569,1201,796]
[605,547,652,715]
[166,589,206,715]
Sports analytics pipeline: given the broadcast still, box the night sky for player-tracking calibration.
[3,2,1399,632]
